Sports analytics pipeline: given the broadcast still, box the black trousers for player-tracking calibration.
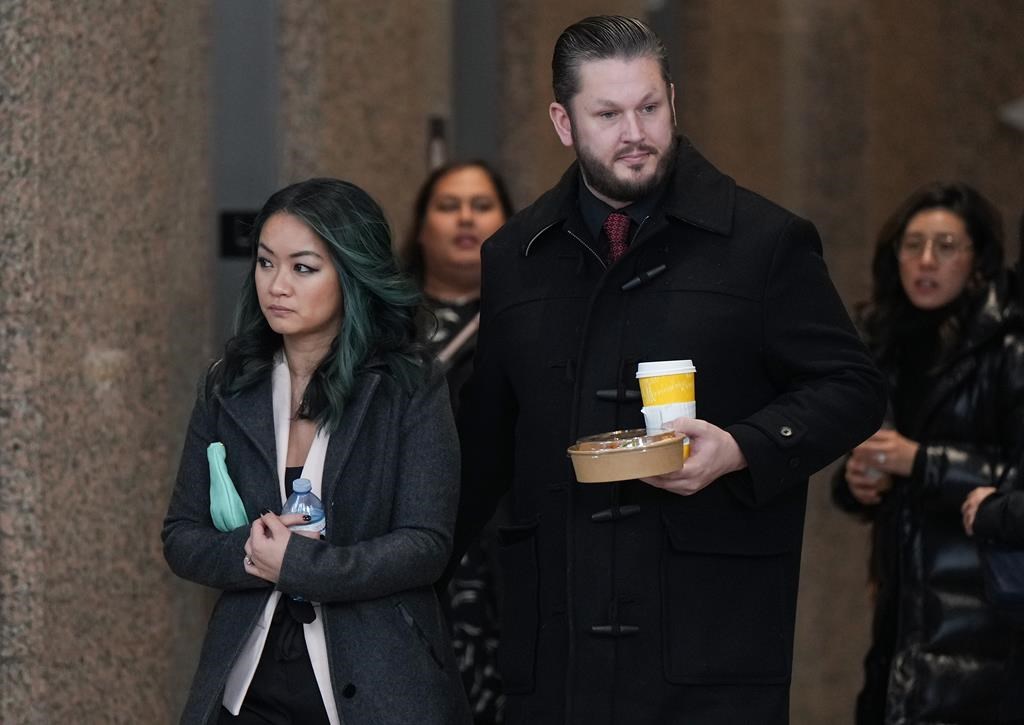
[219,599,331,725]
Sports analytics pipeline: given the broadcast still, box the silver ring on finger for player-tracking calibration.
[244,556,253,567]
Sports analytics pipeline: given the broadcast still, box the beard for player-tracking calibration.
[573,131,677,205]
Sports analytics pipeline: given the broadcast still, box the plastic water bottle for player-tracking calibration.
[282,478,326,538]
[281,478,325,602]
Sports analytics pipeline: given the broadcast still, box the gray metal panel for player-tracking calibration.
[212,0,279,346]
[453,0,499,162]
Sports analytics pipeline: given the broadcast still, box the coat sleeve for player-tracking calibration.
[725,216,888,506]
[974,491,1024,546]
[161,378,270,592]
[962,333,1024,545]
[913,441,1004,509]
[913,333,1024,511]
[275,374,460,603]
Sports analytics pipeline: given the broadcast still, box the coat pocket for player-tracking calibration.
[395,600,445,670]
[660,515,797,684]
[497,517,541,694]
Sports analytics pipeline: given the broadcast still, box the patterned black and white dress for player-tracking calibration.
[418,294,505,724]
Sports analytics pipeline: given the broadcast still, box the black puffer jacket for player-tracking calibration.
[975,270,1024,547]
[833,281,1024,724]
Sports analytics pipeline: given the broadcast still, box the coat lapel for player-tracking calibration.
[661,138,736,236]
[215,364,383,518]
[519,136,736,259]
[216,375,279,511]
[320,371,382,512]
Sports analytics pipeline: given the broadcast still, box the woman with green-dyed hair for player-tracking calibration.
[221,177,426,430]
[163,178,472,725]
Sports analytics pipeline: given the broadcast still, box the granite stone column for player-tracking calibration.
[0,3,213,722]
[277,0,453,248]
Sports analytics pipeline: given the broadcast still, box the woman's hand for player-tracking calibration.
[845,451,893,505]
[854,428,919,479]
[243,512,317,583]
[961,486,997,536]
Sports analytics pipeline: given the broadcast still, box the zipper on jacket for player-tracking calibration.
[528,215,650,271]
[631,215,650,245]
[524,221,561,257]
[570,213,650,270]
[567,228,606,269]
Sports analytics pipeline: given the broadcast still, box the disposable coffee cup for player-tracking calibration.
[636,360,696,458]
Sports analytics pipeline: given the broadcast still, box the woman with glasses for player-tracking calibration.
[832,182,1024,724]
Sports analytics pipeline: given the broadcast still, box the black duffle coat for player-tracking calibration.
[455,139,887,725]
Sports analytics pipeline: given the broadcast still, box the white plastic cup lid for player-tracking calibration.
[636,360,696,378]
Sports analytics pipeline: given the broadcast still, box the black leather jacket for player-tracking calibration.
[833,280,1024,724]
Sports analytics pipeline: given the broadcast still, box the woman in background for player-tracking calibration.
[833,182,1024,724]
[164,178,470,724]
[405,160,514,407]
[405,160,513,724]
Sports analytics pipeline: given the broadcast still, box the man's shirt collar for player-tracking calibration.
[577,173,665,243]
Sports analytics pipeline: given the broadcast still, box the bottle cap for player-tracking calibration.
[292,478,312,493]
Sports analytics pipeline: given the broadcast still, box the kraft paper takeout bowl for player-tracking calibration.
[567,428,686,483]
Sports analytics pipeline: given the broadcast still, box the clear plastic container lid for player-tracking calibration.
[570,428,679,452]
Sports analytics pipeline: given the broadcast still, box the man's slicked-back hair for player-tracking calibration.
[552,15,672,108]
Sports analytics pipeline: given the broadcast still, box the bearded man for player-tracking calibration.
[453,15,886,725]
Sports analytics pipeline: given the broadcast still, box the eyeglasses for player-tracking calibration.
[895,233,973,262]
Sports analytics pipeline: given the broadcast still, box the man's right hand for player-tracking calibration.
[640,418,747,496]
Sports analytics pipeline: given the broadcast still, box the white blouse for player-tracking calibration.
[222,354,342,724]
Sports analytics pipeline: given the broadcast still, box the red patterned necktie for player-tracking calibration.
[603,211,630,264]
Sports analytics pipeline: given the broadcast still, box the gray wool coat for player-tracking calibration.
[163,365,471,725]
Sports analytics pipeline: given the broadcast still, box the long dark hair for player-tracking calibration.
[860,181,1004,368]
[402,160,514,284]
[213,178,425,431]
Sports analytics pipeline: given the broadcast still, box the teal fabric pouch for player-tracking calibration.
[208,442,248,531]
